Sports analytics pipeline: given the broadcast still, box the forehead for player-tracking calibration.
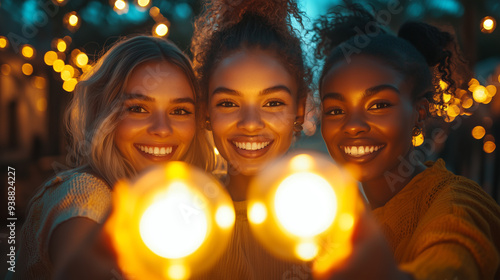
[321,55,406,97]
[209,48,296,95]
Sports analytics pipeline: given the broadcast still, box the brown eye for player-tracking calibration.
[264,100,285,107]
[128,105,148,113]
[368,102,392,110]
[171,108,192,115]
[326,108,344,115]
[216,100,237,107]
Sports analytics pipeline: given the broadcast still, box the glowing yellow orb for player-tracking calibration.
[138,0,150,7]
[68,14,78,26]
[76,53,88,67]
[472,126,486,140]
[21,45,34,58]
[44,51,58,65]
[63,78,78,92]
[105,162,234,280]
[248,151,364,276]
[0,36,8,49]
[115,0,126,10]
[22,63,33,76]
[155,23,169,37]
[481,17,496,33]
[57,40,67,52]
[53,59,65,72]
[484,141,496,153]
[274,172,337,237]
[473,85,487,103]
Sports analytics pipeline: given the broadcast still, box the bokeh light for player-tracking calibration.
[0,36,8,49]
[69,14,79,26]
[473,85,488,103]
[154,23,169,37]
[472,126,486,139]
[63,78,78,92]
[33,76,46,89]
[61,65,75,81]
[57,39,67,52]
[44,51,58,65]
[113,0,128,13]
[137,0,150,8]
[21,45,35,59]
[22,63,33,76]
[484,141,496,153]
[481,16,496,33]
[53,59,65,72]
[76,53,89,67]
[1,64,11,75]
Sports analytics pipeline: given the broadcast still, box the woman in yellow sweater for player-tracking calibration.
[190,0,312,278]
[314,3,500,280]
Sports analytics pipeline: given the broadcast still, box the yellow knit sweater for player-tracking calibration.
[372,159,500,280]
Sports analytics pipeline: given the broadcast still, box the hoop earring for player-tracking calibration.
[205,119,212,131]
[293,121,303,133]
[412,126,424,147]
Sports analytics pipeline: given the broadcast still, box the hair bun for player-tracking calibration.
[398,21,453,67]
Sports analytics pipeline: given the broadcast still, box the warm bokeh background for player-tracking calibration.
[1,0,499,274]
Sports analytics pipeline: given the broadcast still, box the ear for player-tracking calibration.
[295,96,307,124]
[414,98,429,128]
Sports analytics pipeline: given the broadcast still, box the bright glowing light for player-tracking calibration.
[214,147,220,155]
[53,59,65,72]
[413,132,424,147]
[295,242,318,261]
[249,202,267,224]
[462,98,473,109]
[0,36,8,49]
[338,213,354,231]
[473,86,488,103]
[44,51,58,65]
[22,63,33,76]
[75,53,88,67]
[155,23,169,37]
[472,126,486,140]
[150,6,160,18]
[168,264,188,280]
[69,14,79,26]
[290,154,313,171]
[137,0,150,7]
[481,17,496,33]
[139,182,208,259]
[61,65,75,81]
[486,85,497,97]
[21,45,34,58]
[115,0,127,10]
[57,40,67,52]
[275,172,337,237]
[63,78,78,92]
[447,104,460,118]
[1,64,11,75]
[442,93,452,103]
[484,141,496,153]
[439,79,448,91]
[215,205,235,229]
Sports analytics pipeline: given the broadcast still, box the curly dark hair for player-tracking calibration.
[191,0,312,105]
[312,2,471,117]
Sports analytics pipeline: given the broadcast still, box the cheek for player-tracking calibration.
[174,119,196,143]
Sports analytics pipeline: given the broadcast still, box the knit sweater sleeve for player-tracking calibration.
[398,176,500,280]
[11,171,112,280]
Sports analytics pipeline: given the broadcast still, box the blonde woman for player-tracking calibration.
[9,35,213,280]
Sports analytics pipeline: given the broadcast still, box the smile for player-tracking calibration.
[137,145,173,156]
[232,141,271,151]
[341,145,384,157]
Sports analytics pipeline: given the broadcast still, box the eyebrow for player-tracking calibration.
[211,85,292,96]
[322,84,400,102]
[123,93,195,104]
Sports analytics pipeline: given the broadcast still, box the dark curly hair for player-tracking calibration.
[313,2,471,117]
[191,0,312,106]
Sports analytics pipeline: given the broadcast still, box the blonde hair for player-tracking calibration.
[65,35,214,186]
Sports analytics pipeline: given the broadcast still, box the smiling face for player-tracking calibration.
[208,48,302,176]
[321,55,419,183]
[114,61,196,173]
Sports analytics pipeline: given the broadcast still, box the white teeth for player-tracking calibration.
[138,145,173,156]
[233,141,270,151]
[342,145,383,157]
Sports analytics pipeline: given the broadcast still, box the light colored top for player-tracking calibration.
[196,200,312,280]
[7,170,112,280]
[373,159,500,280]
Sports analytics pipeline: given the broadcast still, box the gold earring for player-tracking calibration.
[293,121,303,132]
[412,126,424,147]
[205,119,212,131]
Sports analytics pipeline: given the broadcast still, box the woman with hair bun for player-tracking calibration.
[314,3,500,279]
[10,35,213,280]
[191,0,313,278]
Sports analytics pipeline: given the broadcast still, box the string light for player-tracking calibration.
[22,63,33,76]
[113,0,128,13]
[53,59,65,72]
[64,11,81,31]
[61,65,75,81]
[472,126,486,140]
[21,45,35,59]
[44,51,58,65]
[484,141,496,153]
[76,53,89,67]
[153,22,169,37]
[63,78,78,92]
[0,36,8,49]
[137,0,150,8]
[481,16,496,33]
[57,39,67,52]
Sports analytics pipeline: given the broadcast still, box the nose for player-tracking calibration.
[342,111,370,137]
[236,105,265,132]
[147,112,173,137]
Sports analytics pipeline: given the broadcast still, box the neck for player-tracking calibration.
[225,167,253,202]
[362,159,427,210]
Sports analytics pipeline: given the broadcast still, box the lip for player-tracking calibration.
[228,136,274,159]
[338,140,385,163]
[134,144,178,162]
